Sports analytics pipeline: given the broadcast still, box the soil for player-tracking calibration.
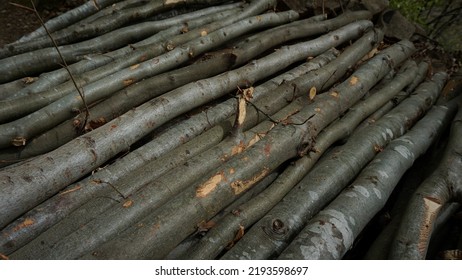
[0,0,86,47]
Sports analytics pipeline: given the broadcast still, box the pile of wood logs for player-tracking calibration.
[0,0,461,260]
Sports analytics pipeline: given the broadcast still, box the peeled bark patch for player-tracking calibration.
[13,218,35,232]
[196,172,226,198]
[230,167,270,195]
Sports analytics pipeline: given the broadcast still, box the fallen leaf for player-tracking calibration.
[86,117,107,131]
[197,220,216,233]
[226,225,245,249]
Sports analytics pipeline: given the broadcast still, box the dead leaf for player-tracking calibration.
[197,220,216,233]
[130,64,140,70]
[226,225,245,249]
[0,253,9,260]
[85,117,107,131]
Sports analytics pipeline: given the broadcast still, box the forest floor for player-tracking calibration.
[0,0,86,47]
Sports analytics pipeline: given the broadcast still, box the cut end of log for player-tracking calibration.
[12,136,27,147]
[418,196,443,255]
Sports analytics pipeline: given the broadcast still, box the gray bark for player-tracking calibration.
[186,58,419,260]
[15,0,134,43]
[0,10,298,127]
[224,47,453,261]
[0,50,337,255]
[81,35,413,260]
[0,0,233,59]
[389,99,462,259]
[278,90,459,259]
[0,10,371,164]
[5,5,241,100]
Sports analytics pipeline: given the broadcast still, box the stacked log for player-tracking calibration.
[0,0,460,260]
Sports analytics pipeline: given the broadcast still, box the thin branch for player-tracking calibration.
[13,1,91,132]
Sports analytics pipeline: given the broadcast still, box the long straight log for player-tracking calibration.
[278,89,459,259]
[12,91,313,259]
[0,0,233,59]
[223,45,443,261]
[186,59,419,259]
[0,20,370,235]
[10,122,240,259]
[0,50,339,255]
[0,52,236,166]
[389,99,462,259]
[81,35,412,260]
[7,46,342,258]
[0,10,298,131]
[5,4,242,100]
[13,0,123,44]
[167,172,279,260]
[0,0,273,83]
[0,9,371,123]
[0,11,371,163]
